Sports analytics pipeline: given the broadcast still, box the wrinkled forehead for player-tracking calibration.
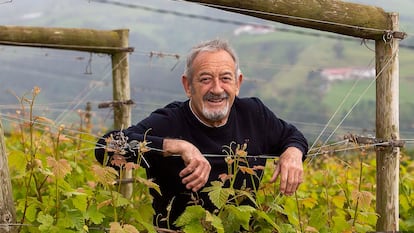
[192,50,237,72]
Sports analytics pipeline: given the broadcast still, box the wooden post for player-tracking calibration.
[183,0,406,40]
[111,29,131,129]
[111,29,133,198]
[375,13,400,231]
[0,26,133,53]
[0,118,17,233]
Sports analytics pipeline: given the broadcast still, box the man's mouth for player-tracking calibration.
[208,97,227,103]
[204,93,229,103]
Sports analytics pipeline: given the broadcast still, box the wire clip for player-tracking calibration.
[383,30,407,41]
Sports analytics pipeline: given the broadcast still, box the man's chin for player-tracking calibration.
[203,109,228,121]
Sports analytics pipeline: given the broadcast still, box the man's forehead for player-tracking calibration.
[193,51,236,69]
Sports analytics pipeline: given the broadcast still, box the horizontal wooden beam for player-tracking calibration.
[0,26,134,54]
[185,0,406,40]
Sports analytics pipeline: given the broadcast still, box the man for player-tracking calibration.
[95,39,308,228]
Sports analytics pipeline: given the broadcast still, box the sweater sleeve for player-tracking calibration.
[253,97,309,159]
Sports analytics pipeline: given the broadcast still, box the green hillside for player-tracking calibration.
[231,27,414,141]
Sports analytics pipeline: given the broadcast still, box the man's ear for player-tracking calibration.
[182,75,192,98]
[236,73,243,96]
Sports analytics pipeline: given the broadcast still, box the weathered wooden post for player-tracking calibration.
[111,29,133,198]
[375,13,400,231]
[0,118,17,233]
[111,29,131,130]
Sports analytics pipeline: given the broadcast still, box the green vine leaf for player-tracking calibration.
[37,211,54,232]
[111,192,132,207]
[220,205,254,232]
[202,181,234,209]
[7,149,27,175]
[332,195,346,208]
[85,205,106,225]
[301,197,318,209]
[180,222,205,233]
[235,189,257,207]
[254,209,282,232]
[206,211,224,233]
[59,210,84,230]
[175,205,207,232]
[25,203,38,222]
[70,194,88,213]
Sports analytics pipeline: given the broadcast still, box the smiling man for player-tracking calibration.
[95,39,308,229]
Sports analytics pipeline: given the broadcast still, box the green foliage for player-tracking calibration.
[174,205,211,233]
[202,181,234,209]
[6,87,156,233]
[4,87,414,232]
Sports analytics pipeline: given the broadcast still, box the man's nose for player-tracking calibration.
[210,78,224,93]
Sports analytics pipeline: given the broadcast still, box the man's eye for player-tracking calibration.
[222,76,233,82]
[200,77,211,83]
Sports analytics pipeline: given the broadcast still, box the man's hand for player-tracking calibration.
[270,147,304,195]
[163,139,211,192]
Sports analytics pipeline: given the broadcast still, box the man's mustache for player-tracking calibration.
[203,92,229,101]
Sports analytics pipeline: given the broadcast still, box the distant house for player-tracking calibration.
[233,24,275,36]
[319,67,375,81]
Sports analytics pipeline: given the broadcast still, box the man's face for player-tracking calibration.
[182,50,243,127]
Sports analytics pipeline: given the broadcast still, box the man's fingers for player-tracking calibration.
[180,158,211,192]
[279,164,289,194]
[284,171,296,195]
[188,168,210,192]
[179,162,195,178]
[271,147,304,195]
[269,161,280,183]
[271,163,303,195]
[182,167,209,191]
[281,166,303,195]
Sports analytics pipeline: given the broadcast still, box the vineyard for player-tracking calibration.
[2,87,414,233]
[1,0,413,232]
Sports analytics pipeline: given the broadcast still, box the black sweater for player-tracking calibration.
[95,97,308,227]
